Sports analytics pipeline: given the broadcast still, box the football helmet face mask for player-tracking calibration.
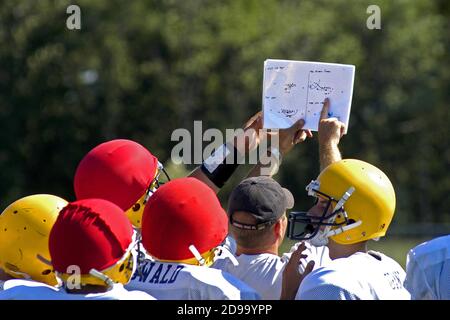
[0,194,68,285]
[288,159,396,246]
[288,180,357,246]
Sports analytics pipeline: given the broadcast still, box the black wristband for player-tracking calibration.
[200,143,243,188]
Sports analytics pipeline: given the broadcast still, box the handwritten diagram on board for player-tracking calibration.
[262,59,355,132]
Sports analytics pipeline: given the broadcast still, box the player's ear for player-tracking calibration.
[273,219,283,239]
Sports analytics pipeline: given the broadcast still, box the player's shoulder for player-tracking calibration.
[92,284,155,300]
[367,251,405,269]
[301,261,347,287]
[297,264,362,300]
[408,235,450,259]
[189,264,246,287]
[3,279,57,291]
[189,265,261,300]
[243,253,284,273]
[299,251,397,291]
[0,279,62,300]
[213,252,283,282]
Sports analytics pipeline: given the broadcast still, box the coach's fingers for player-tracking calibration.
[302,260,315,277]
[290,242,307,262]
[340,123,346,137]
[283,118,305,135]
[320,98,330,120]
[281,243,308,300]
[294,130,307,144]
[244,111,262,130]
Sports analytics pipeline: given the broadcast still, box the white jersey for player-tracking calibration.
[296,251,411,300]
[404,234,450,300]
[212,237,331,300]
[0,279,154,300]
[126,259,260,300]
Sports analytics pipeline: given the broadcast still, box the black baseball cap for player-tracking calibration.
[228,176,295,230]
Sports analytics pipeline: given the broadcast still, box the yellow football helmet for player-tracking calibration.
[287,159,396,245]
[0,194,68,285]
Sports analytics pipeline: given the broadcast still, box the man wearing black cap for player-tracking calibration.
[227,176,295,255]
[212,176,330,300]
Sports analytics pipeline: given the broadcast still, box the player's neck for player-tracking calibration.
[327,240,367,260]
[65,284,111,294]
[236,244,279,256]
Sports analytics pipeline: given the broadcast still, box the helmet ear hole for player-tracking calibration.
[42,269,52,275]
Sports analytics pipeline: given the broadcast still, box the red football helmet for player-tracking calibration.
[141,178,228,266]
[74,139,168,228]
[49,198,136,286]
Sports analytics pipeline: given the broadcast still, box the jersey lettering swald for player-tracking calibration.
[127,259,260,300]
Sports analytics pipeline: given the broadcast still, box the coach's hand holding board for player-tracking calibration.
[262,59,355,133]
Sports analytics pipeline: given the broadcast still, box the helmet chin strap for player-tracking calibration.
[309,186,358,247]
[89,269,114,288]
[189,245,206,266]
[213,245,239,267]
[309,230,331,247]
[313,220,363,246]
[88,232,139,288]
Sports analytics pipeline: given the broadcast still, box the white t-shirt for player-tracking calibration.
[404,234,450,300]
[126,259,260,300]
[0,279,154,300]
[213,253,284,300]
[212,237,331,300]
[296,250,411,300]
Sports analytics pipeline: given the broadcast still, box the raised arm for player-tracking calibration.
[189,111,263,193]
[318,98,345,171]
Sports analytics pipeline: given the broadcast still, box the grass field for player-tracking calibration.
[280,236,434,269]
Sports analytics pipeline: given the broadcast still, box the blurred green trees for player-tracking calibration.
[0,0,448,233]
